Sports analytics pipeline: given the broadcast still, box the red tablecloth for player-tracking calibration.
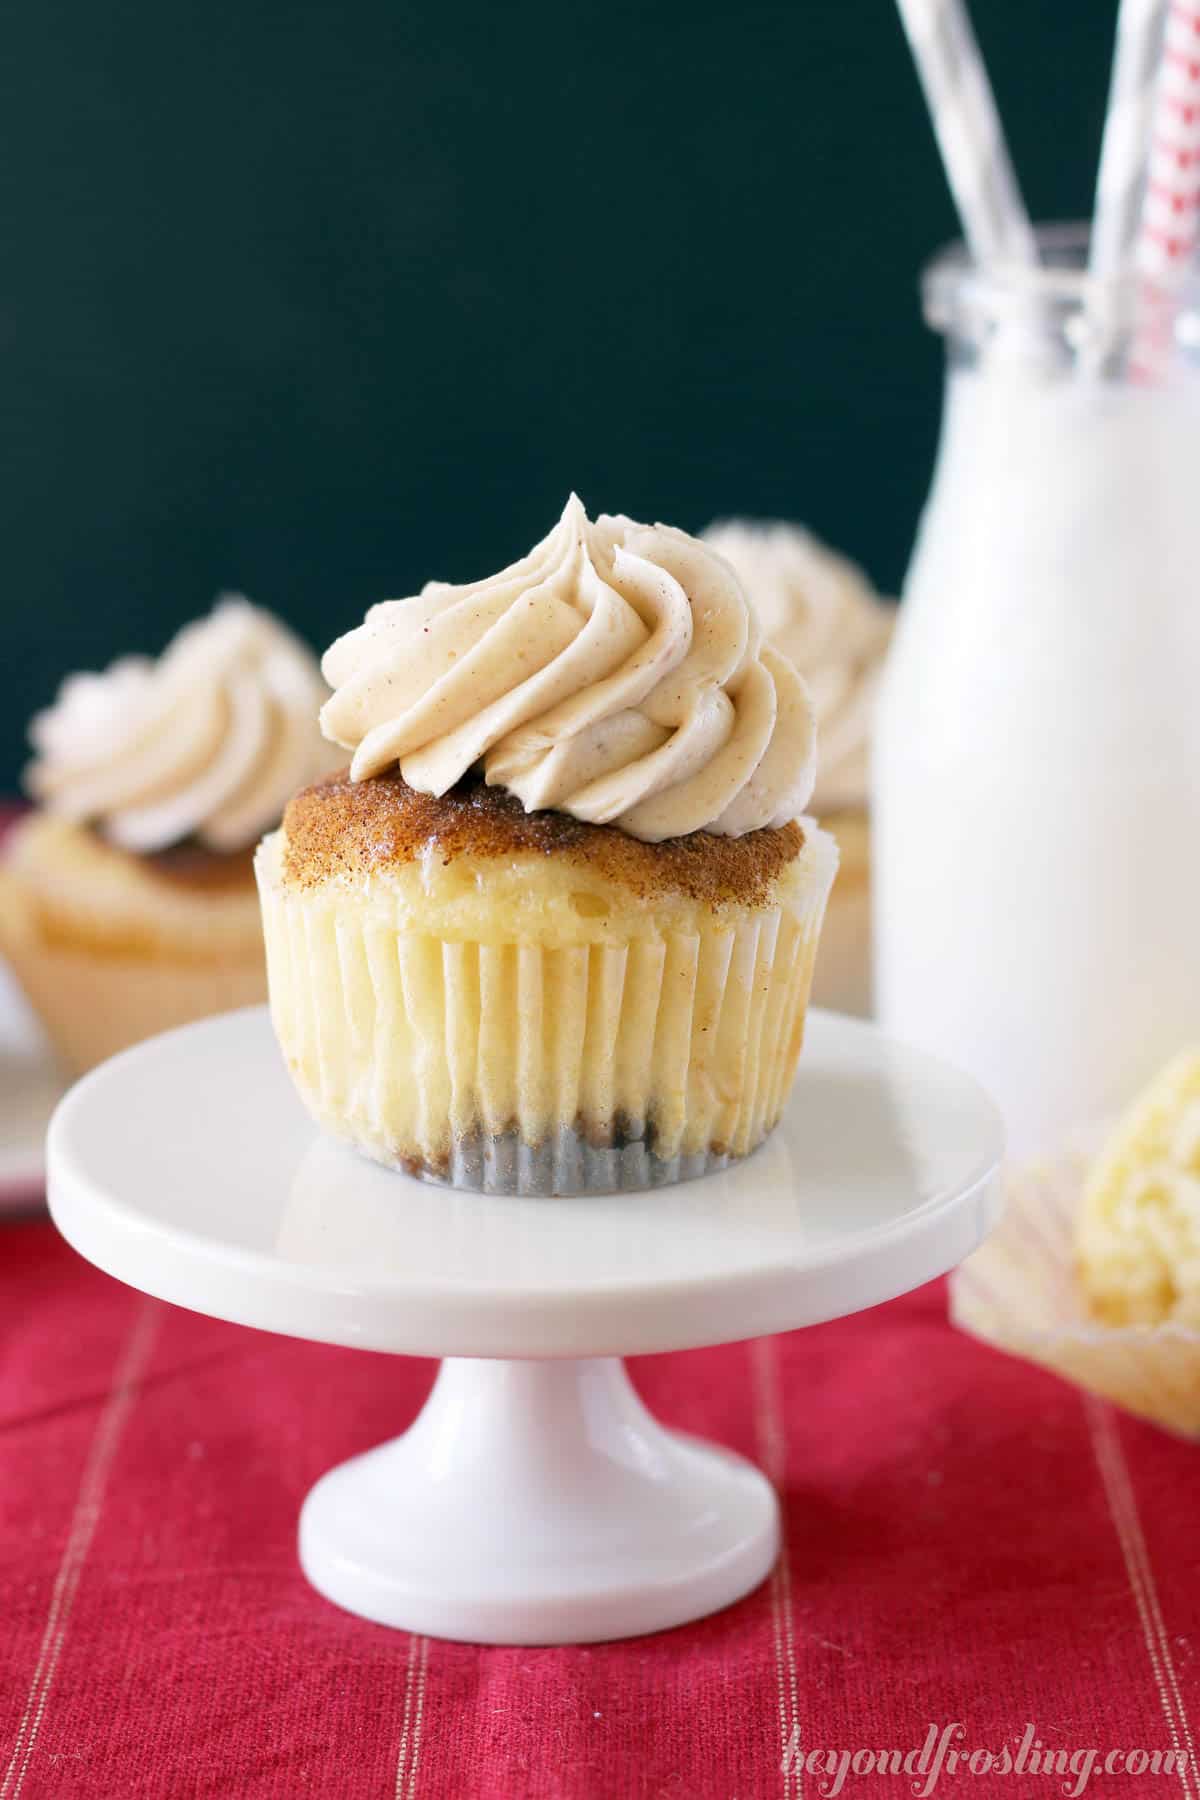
[2,1219,1198,1800]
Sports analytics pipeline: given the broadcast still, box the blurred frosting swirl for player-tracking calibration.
[320,496,817,842]
[701,520,893,814]
[26,598,334,853]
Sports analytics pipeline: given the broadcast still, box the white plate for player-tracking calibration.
[0,961,61,1212]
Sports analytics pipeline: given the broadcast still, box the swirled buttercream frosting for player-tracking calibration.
[26,598,334,853]
[320,497,817,842]
[701,520,893,814]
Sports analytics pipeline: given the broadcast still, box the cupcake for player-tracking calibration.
[0,597,334,1074]
[1077,1049,1200,1326]
[951,1053,1200,1439]
[701,520,893,1016]
[256,497,837,1195]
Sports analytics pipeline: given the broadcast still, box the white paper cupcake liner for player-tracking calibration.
[257,835,833,1196]
[950,1150,1200,1438]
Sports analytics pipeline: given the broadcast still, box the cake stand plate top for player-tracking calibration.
[47,1007,1003,1359]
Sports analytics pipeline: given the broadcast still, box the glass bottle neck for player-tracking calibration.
[923,221,1200,384]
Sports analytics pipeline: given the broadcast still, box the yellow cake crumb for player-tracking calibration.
[1077,1049,1200,1326]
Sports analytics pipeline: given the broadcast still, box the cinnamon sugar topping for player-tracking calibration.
[282,771,805,909]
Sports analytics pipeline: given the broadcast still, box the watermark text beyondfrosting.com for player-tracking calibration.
[782,1723,1185,1797]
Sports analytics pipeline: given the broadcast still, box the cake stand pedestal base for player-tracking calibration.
[300,1355,777,1644]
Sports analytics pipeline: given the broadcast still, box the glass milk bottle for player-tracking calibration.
[873,226,1200,1158]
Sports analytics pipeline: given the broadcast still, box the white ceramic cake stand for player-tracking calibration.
[46,1006,1003,1646]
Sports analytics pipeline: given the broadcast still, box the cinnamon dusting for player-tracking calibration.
[281,770,804,909]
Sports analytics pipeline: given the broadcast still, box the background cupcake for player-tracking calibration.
[258,498,836,1195]
[701,520,893,1016]
[0,596,335,1073]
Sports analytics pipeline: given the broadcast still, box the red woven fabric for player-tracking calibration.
[2,1221,1198,1800]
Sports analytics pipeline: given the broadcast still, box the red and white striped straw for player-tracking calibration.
[894,0,1037,269]
[1131,0,1200,374]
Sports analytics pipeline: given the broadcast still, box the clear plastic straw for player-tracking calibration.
[1090,0,1168,282]
[894,0,1037,268]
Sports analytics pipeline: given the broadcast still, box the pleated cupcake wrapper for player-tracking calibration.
[258,864,829,1196]
[0,900,266,1076]
[950,1151,1200,1439]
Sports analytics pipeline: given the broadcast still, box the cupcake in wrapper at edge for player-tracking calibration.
[256,497,837,1195]
[951,1049,1200,1438]
[700,520,892,1017]
[0,598,336,1074]
[1078,1050,1200,1327]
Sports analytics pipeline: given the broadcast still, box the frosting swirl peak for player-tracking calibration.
[320,498,817,842]
[27,598,334,853]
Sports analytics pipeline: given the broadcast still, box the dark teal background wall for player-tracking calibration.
[3,0,1113,788]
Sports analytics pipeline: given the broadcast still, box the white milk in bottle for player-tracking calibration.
[873,230,1200,1157]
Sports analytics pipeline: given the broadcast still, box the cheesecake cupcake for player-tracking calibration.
[952,1051,1200,1438]
[701,520,893,1016]
[1078,1049,1200,1327]
[0,597,334,1074]
[256,497,837,1195]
